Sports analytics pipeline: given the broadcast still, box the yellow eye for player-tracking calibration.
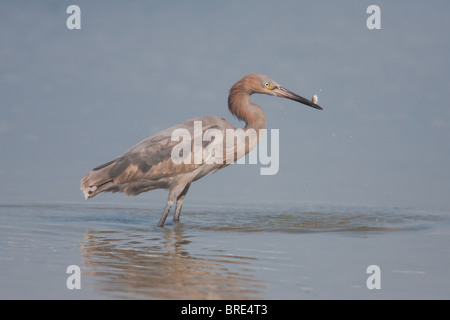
[264,82,273,89]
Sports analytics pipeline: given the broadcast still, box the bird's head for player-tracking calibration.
[247,73,323,110]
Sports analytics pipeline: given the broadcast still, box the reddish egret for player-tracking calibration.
[81,73,322,227]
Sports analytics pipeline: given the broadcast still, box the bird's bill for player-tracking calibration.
[273,86,323,110]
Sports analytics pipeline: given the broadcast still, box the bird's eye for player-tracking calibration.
[264,82,270,88]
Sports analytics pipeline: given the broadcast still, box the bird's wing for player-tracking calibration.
[81,116,235,199]
[102,118,230,185]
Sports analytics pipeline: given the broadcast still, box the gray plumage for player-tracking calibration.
[81,74,322,227]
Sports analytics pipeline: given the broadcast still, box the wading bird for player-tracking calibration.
[81,73,322,227]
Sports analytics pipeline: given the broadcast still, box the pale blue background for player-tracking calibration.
[1,1,449,210]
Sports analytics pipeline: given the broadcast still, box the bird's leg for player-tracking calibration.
[173,196,186,223]
[157,200,174,227]
[174,183,191,222]
[158,181,191,227]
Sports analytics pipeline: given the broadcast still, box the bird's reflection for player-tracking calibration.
[80,224,265,299]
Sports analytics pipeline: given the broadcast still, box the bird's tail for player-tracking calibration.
[80,160,117,199]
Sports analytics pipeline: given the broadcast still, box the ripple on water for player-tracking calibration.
[180,205,443,234]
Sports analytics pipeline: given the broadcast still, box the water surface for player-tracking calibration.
[1,202,449,299]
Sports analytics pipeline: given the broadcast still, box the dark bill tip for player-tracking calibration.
[274,87,323,110]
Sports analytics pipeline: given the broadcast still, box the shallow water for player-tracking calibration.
[1,202,449,299]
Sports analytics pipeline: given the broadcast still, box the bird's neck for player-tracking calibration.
[226,85,266,163]
[228,88,266,133]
